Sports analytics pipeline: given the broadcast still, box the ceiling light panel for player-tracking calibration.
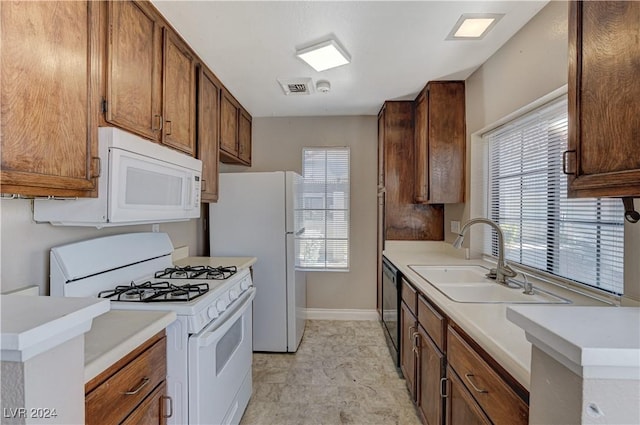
[296,39,351,72]
[447,13,504,40]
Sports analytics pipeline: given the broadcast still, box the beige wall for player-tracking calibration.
[448,0,639,301]
[0,200,206,295]
[221,116,378,310]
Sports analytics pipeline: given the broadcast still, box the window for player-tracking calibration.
[296,148,350,270]
[483,96,624,295]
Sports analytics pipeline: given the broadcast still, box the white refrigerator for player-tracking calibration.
[209,171,306,352]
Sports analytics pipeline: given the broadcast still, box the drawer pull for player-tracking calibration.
[162,395,173,418]
[122,377,150,395]
[464,373,488,394]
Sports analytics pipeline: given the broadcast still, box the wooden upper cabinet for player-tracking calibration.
[219,90,239,157]
[414,81,466,204]
[162,29,196,155]
[197,67,221,202]
[567,1,640,197]
[105,0,162,141]
[219,89,252,166]
[238,109,252,165]
[380,102,444,241]
[0,0,100,197]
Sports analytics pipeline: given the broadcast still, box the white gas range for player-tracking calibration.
[50,232,255,425]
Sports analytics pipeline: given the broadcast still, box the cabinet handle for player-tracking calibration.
[162,395,173,418]
[165,120,172,136]
[464,373,488,394]
[562,150,576,175]
[152,114,163,131]
[440,377,448,398]
[408,325,416,340]
[90,157,101,179]
[413,331,421,354]
[122,377,150,395]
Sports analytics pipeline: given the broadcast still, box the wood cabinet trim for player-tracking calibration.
[197,65,221,202]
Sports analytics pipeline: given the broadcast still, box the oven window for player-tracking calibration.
[216,317,243,375]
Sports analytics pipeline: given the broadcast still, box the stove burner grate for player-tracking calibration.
[98,280,210,302]
[155,265,237,280]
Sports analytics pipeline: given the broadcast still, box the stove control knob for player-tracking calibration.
[229,288,240,300]
[207,306,219,320]
[216,299,227,313]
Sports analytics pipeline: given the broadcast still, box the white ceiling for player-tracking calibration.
[151,1,549,117]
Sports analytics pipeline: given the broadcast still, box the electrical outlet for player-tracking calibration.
[450,221,461,234]
[152,224,160,233]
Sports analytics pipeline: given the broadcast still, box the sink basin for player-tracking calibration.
[408,265,571,304]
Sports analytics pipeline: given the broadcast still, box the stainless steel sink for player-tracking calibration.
[408,265,571,304]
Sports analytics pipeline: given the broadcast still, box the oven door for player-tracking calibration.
[188,288,255,425]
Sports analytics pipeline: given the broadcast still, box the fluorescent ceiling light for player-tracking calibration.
[447,14,504,40]
[296,39,351,72]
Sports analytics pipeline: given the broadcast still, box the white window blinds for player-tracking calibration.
[297,148,350,270]
[484,96,624,295]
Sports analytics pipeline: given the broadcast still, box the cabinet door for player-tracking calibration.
[219,90,239,157]
[162,29,196,155]
[414,89,429,203]
[197,67,220,202]
[238,109,252,165]
[106,0,162,141]
[1,0,99,197]
[567,1,640,197]
[417,326,445,425]
[426,82,465,203]
[446,367,491,425]
[121,382,168,425]
[400,302,417,399]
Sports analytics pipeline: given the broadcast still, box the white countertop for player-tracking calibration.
[1,295,110,362]
[383,241,612,390]
[84,310,176,383]
[173,256,257,270]
[507,306,640,380]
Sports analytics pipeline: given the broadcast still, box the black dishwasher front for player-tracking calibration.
[381,257,401,370]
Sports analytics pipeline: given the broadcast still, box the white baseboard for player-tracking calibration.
[304,308,379,321]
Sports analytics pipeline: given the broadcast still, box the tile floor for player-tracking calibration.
[240,320,422,425]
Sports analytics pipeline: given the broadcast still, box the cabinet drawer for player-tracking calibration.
[447,327,528,425]
[418,295,445,351]
[86,337,166,425]
[401,278,417,314]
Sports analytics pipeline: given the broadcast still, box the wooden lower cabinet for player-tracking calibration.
[397,275,529,425]
[447,326,528,425]
[400,301,418,399]
[121,381,168,425]
[417,326,445,425]
[446,366,491,425]
[85,332,169,425]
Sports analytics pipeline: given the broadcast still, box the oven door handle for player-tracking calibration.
[197,288,255,348]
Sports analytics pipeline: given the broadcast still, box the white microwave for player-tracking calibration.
[34,127,202,228]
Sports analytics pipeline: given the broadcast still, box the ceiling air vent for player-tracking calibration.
[277,78,314,96]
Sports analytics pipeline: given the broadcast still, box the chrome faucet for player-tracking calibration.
[453,218,517,286]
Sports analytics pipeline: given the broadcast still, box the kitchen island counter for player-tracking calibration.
[84,310,176,383]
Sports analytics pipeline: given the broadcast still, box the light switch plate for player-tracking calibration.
[451,220,461,233]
